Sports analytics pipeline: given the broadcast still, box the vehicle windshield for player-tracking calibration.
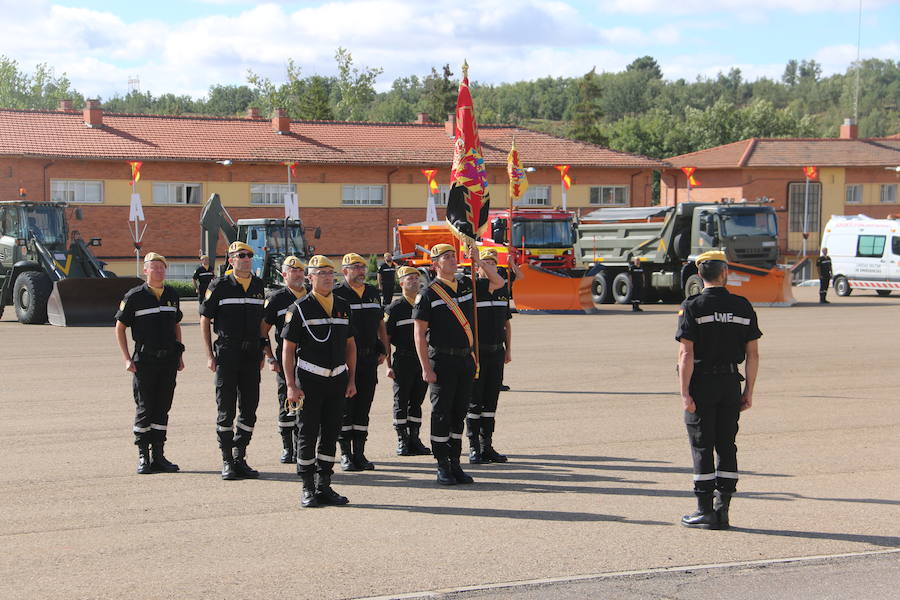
[266,225,306,255]
[510,219,573,248]
[24,206,67,249]
[719,211,777,237]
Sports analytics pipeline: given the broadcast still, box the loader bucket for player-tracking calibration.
[47,277,145,326]
[725,263,796,307]
[511,264,596,314]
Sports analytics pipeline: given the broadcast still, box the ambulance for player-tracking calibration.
[820,215,900,296]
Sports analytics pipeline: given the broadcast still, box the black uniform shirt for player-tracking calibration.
[413,277,489,349]
[385,296,417,351]
[116,283,182,349]
[378,262,397,289]
[816,255,832,279]
[333,281,384,355]
[263,286,308,366]
[675,287,762,366]
[281,293,355,383]
[475,279,511,346]
[200,273,266,341]
[193,265,215,298]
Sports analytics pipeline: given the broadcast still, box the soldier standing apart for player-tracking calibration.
[261,256,308,464]
[413,244,503,485]
[816,248,832,304]
[283,256,356,508]
[676,251,761,529]
[384,266,431,456]
[377,252,397,306]
[115,252,185,474]
[192,255,215,304]
[467,248,512,465]
[629,257,644,312]
[200,241,267,481]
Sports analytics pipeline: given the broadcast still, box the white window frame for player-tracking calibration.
[50,179,103,204]
[788,182,821,233]
[880,184,897,204]
[152,182,203,205]
[251,183,296,206]
[514,185,550,207]
[589,185,629,206]
[342,185,385,206]
[845,184,862,204]
[435,185,450,207]
[161,262,194,281]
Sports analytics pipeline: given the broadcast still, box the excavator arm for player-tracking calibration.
[199,193,238,275]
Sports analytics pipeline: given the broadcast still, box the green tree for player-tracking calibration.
[333,47,382,121]
[626,56,663,80]
[246,59,307,118]
[299,75,334,120]
[0,56,83,109]
[420,65,455,122]
[782,60,799,86]
[568,68,606,145]
[201,84,258,116]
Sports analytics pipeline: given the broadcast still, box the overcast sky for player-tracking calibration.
[1,0,898,100]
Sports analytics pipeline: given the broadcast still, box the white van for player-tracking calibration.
[820,215,900,296]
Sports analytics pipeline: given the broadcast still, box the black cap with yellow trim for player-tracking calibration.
[143,252,167,267]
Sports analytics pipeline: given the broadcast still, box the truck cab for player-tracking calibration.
[690,204,778,269]
[488,208,575,270]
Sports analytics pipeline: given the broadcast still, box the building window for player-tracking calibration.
[857,235,886,258]
[788,182,821,233]
[153,182,202,205]
[589,185,629,206]
[845,184,862,204]
[514,185,550,207]
[880,184,897,204]
[159,262,194,281]
[342,185,385,206]
[50,180,103,204]
[251,183,295,206]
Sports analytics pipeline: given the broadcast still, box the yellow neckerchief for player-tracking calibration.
[148,284,164,300]
[350,283,365,297]
[234,274,251,292]
[436,275,457,293]
[312,291,333,316]
[289,286,307,300]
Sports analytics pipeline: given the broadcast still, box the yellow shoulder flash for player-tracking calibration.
[678,309,684,316]
[119,300,126,311]
[414,294,422,304]
[205,289,213,299]
[264,299,270,308]
[285,310,293,323]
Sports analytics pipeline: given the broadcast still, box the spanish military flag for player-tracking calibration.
[508,141,528,201]
[446,61,490,243]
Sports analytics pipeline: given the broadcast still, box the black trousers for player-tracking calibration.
[467,349,504,441]
[340,355,378,442]
[132,357,178,446]
[392,352,428,429]
[428,352,475,460]
[214,344,262,454]
[296,374,347,476]
[819,277,830,300]
[381,283,394,306]
[275,368,298,433]
[684,374,742,495]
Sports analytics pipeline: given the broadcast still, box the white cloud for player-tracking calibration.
[597,0,895,15]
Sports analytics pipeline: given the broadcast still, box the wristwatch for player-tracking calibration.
[266,357,277,364]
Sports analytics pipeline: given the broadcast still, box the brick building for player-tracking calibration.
[0,102,664,277]
[661,120,900,262]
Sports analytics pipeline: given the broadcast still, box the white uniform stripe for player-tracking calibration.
[341,425,354,431]
[134,306,177,317]
[449,432,463,439]
[396,318,415,326]
[716,470,739,479]
[303,318,349,325]
[297,457,316,466]
[133,426,151,433]
[695,315,715,324]
[277,308,289,317]
[236,422,254,432]
[393,419,408,425]
[219,297,264,306]
[352,425,369,432]
[349,302,382,310]
[466,413,481,420]
[216,426,233,432]
[150,423,167,430]
[278,421,296,428]
[430,435,450,442]
[731,317,751,325]
[476,300,509,308]
[481,411,496,417]
[316,453,338,462]
[693,473,717,481]
[407,416,422,423]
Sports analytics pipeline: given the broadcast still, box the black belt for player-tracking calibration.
[357,346,375,357]
[392,348,418,358]
[430,346,472,357]
[219,338,261,351]
[479,343,504,353]
[695,363,738,375]
[136,343,182,359]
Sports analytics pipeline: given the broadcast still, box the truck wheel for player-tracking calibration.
[876,289,892,297]
[611,272,634,304]
[684,274,703,298]
[834,276,852,297]
[591,271,613,307]
[14,271,52,324]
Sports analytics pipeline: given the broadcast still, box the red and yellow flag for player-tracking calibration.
[507,141,529,200]
[283,161,297,179]
[422,169,439,194]
[681,166,699,187]
[129,161,142,187]
[555,165,572,190]
[803,166,818,180]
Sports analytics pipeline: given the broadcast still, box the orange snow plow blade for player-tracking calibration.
[511,264,595,313]
[725,263,796,307]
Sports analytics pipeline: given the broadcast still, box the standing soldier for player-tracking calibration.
[261,256,308,464]
[413,244,503,485]
[629,257,644,312]
[816,248,832,304]
[384,266,431,456]
[377,252,397,306]
[282,256,356,508]
[115,252,185,474]
[200,241,267,481]
[334,253,388,471]
[192,255,215,304]
[676,251,761,529]
[467,248,512,464]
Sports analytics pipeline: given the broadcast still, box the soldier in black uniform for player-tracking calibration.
[261,256,308,464]
[413,244,503,485]
[115,252,184,474]
[282,255,357,508]
[384,266,431,456]
[377,252,397,306]
[467,247,512,465]
[629,257,644,312]
[816,247,832,304]
[334,253,388,472]
[676,250,761,529]
[192,255,215,304]
[200,241,267,481]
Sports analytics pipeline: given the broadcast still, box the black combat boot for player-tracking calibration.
[407,424,431,455]
[150,441,180,473]
[450,458,474,484]
[395,426,412,456]
[340,438,360,471]
[279,428,295,464]
[714,492,732,530]
[467,418,484,464]
[232,447,259,479]
[632,302,643,312]
[137,443,153,475]
[300,473,319,508]
[354,432,375,470]
[315,473,350,505]
[221,447,239,481]
[681,493,719,529]
[481,435,508,463]
[436,458,456,485]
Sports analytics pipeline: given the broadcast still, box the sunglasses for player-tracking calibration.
[232,252,254,259]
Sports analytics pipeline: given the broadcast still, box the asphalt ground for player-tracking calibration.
[1,286,898,599]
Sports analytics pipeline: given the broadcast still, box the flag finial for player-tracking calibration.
[462,60,469,79]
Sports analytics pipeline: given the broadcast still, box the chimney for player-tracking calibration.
[83,99,102,128]
[272,108,290,134]
[58,99,74,112]
[840,118,858,140]
[246,107,260,119]
[445,112,456,137]
[416,112,430,125]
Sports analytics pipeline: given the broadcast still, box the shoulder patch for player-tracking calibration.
[264,298,270,308]
[678,309,684,316]
[119,300,126,311]
[285,310,293,323]
[205,289,213,299]
[414,293,422,304]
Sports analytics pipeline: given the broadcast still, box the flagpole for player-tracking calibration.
[803,174,810,263]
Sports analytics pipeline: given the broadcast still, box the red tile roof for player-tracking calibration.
[0,108,665,169]
[666,137,900,168]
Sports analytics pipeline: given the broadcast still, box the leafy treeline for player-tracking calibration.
[1,52,897,160]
